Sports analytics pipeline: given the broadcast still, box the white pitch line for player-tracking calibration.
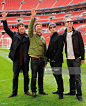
[0,50,12,62]
[0,78,24,82]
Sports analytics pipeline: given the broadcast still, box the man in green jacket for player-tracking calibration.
[28,8,48,97]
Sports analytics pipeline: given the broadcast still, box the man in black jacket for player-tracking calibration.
[63,18,85,101]
[2,12,31,98]
[47,22,64,100]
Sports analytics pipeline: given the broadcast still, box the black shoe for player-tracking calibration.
[64,92,76,95]
[77,96,83,101]
[59,94,63,100]
[32,92,36,98]
[52,90,59,94]
[39,91,48,95]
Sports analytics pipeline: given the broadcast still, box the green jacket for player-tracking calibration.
[28,18,47,63]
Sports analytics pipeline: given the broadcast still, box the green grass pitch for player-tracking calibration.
[0,48,86,106]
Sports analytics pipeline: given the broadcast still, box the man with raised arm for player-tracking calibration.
[2,12,31,98]
[28,8,48,97]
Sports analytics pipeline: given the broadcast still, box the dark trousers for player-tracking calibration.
[13,60,29,94]
[67,58,82,96]
[50,62,64,94]
[31,58,45,92]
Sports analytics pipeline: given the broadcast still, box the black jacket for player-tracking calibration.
[63,27,85,60]
[3,20,30,64]
[46,32,64,63]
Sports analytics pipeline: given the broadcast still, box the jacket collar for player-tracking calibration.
[64,27,75,32]
[53,31,58,35]
[14,32,28,39]
[64,27,77,36]
[50,32,59,42]
[36,33,42,37]
[51,32,59,38]
[14,32,28,43]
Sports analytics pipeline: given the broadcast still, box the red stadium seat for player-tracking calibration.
[70,0,85,4]
[54,0,71,7]
[21,0,38,10]
[4,0,21,10]
[0,1,2,10]
[37,0,55,9]
[0,0,85,10]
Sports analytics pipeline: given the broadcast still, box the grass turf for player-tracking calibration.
[0,48,86,106]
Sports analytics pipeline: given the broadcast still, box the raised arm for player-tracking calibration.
[2,12,14,38]
[28,8,36,38]
[31,8,36,19]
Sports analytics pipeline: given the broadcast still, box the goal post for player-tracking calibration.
[2,37,12,49]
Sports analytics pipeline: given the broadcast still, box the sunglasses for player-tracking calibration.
[66,21,73,23]
[49,26,56,29]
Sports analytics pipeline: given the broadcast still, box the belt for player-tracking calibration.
[31,57,44,60]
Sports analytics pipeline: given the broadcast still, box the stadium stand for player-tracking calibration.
[0,34,2,39]
[36,19,49,23]
[42,33,51,44]
[70,0,85,4]
[0,0,3,10]
[6,21,17,25]
[49,18,64,22]
[0,0,86,11]
[71,11,84,15]
[4,0,21,10]
[37,0,55,9]
[6,17,18,21]
[21,0,38,10]
[0,0,86,46]
[54,0,71,7]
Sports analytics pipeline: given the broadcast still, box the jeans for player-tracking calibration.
[50,62,64,94]
[67,58,82,96]
[31,58,45,92]
[13,60,29,94]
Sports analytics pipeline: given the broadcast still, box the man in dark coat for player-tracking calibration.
[2,12,31,98]
[46,22,64,100]
[63,17,85,101]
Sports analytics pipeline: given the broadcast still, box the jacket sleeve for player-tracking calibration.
[52,35,64,61]
[46,47,49,60]
[44,40,47,64]
[3,20,14,39]
[63,33,65,42]
[78,31,85,60]
[28,18,36,38]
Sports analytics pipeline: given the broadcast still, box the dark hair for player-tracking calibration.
[16,22,25,29]
[34,22,42,30]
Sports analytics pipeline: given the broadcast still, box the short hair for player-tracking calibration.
[64,17,72,24]
[48,22,56,29]
[34,22,42,30]
[16,22,25,29]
